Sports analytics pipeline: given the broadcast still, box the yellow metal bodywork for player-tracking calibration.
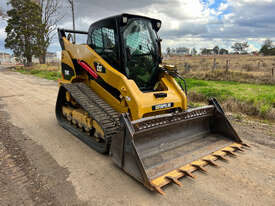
[61,50,77,83]
[59,37,187,120]
[92,120,105,139]
[62,106,93,132]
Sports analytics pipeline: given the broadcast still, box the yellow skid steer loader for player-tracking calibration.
[55,13,248,194]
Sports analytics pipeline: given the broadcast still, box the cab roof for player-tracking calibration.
[89,13,162,32]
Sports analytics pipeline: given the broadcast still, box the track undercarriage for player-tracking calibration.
[56,83,120,153]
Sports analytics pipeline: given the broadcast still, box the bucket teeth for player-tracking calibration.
[191,164,207,173]
[165,176,182,186]
[179,169,195,179]
[241,143,250,148]
[153,185,165,195]
[231,146,244,152]
[222,150,237,157]
[203,159,218,167]
[213,154,228,161]
[150,143,247,195]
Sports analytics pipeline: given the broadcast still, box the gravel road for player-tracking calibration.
[0,69,274,206]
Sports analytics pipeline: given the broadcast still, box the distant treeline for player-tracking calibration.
[166,39,275,56]
[260,39,275,56]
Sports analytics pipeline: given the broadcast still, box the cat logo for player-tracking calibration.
[97,64,103,72]
[94,62,106,73]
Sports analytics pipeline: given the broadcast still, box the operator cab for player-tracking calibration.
[87,14,162,91]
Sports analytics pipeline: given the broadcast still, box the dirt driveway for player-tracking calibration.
[0,69,275,206]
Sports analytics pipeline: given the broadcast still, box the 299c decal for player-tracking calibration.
[152,102,174,110]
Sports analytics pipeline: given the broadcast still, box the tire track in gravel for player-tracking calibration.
[0,101,87,206]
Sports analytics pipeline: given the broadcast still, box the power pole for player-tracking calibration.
[1,11,8,64]
[68,0,76,43]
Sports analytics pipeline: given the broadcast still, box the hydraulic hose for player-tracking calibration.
[160,67,187,96]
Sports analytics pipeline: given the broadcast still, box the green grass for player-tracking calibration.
[17,69,61,81]
[181,78,275,117]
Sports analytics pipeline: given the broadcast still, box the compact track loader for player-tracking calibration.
[56,13,248,194]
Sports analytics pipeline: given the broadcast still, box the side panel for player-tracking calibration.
[89,80,128,113]
[60,50,76,83]
[161,75,187,111]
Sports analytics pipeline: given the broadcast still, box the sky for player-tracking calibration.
[1,0,275,55]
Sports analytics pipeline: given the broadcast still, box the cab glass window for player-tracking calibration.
[90,26,119,70]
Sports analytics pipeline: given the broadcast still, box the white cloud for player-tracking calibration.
[224,13,235,21]
[0,22,7,43]
[208,0,215,6]
[229,0,273,5]
[248,44,258,52]
[0,27,5,37]
[218,3,228,11]
[126,0,210,33]
[56,51,61,59]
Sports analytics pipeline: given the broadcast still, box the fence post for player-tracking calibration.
[212,57,216,71]
[272,68,274,78]
[184,62,191,73]
[258,61,261,70]
[225,59,230,73]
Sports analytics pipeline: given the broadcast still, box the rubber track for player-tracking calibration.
[63,82,120,150]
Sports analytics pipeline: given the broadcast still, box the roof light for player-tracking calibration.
[156,22,161,29]
[122,16,128,24]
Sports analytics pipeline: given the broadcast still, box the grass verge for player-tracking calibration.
[16,68,61,81]
[181,78,275,120]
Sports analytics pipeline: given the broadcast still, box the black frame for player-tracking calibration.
[58,14,162,91]
[88,17,122,73]
[87,14,162,77]
[58,28,88,50]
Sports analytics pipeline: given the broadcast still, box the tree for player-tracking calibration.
[263,39,273,49]
[176,47,189,55]
[191,48,197,55]
[201,48,212,55]
[260,45,269,56]
[219,48,229,55]
[166,47,171,56]
[213,46,219,55]
[5,0,41,66]
[231,42,249,54]
[201,48,207,55]
[0,7,8,20]
[260,39,275,56]
[0,7,5,17]
[33,0,63,64]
